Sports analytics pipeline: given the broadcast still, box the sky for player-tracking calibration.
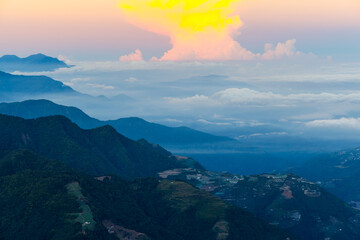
[0,0,359,61]
[1,0,360,144]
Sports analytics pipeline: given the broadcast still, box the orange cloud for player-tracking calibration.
[118,0,307,61]
[118,0,258,61]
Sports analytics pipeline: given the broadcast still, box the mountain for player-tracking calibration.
[0,71,75,95]
[0,100,235,146]
[0,72,116,111]
[0,53,70,72]
[291,147,360,203]
[0,149,295,240]
[0,100,300,175]
[0,114,202,179]
[292,147,360,182]
[0,99,101,128]
[106,117,233,145]
[159,168,360,240]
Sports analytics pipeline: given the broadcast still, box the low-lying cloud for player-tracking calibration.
[306,118,360,130]
[165,88,360,107]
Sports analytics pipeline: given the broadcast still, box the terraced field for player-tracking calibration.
[66,182,96,231]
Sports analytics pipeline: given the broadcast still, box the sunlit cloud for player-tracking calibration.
[118,0,302,61]
[119,49,144,62]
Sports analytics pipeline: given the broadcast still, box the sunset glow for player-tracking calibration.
[118,0,255,61]
[0,0,359,60]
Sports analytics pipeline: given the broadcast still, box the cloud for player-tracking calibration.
[165,94,216,106]
[306,118,360,130]
[262,39,301,60]
[165,88,360,107]
[236,132,287,140]
[57,55,73,65]
[86,83,115,90]
[163,118,183,123]
[71,77,91,83]
[118,0,304,61]
[119,49,144,62]
[197,119,231,126]
[125,77,139,83]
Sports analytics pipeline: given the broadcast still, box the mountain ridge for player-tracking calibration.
[0,53,71,72]
[0,99,235,146]
[0,149,295,240]
[0,114,202,179]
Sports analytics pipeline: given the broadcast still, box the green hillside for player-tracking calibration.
[0,149,294,240]
[159,168,360,240]
[0,114,201,179]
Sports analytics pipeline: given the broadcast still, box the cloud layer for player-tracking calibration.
[165,88,360,107]
[306,118,360,130]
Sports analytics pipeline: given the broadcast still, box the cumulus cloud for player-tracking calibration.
[118,0,304,61]
[306,118,360,129]
[119,49,144,62]
[262,39,301,60]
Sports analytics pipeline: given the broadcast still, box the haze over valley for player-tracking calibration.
[1,0,360,239]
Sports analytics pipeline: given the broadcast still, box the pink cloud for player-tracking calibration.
[262,39,299,60]
[119,49,143,62]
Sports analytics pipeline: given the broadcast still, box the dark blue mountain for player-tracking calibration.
[0,71,75,94]
[0,53,71,72]
[0,114,202,179]
[291,147,360,204]
[0,99,234,146]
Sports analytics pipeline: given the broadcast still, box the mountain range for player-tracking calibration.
[159,168,360,240]
[0,115,296,240]
[0,71,83,104]
[0,53,70,72]
[0,69,302,175]
[0,71,75,95]
[291,147,360,204]
[0,149,294,240]
[2,113,360,239]
[0,114,202,179]
[0,99,324,175]
[0,99,235,146]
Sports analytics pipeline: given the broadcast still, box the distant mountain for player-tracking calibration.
[107,117,233,145]
[0,99,100,128]
[0,72,134,120]
[291,147,360,203]
[0,53,71,72]
[0,114,202,179]
[0,100,235,146]
[159,168,360,240]
[0,149,295,240]
[0,99,293,175]
[0,71,75,94]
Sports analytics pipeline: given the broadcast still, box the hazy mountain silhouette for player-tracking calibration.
[0,53,71,72]
[0,99,234,146]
